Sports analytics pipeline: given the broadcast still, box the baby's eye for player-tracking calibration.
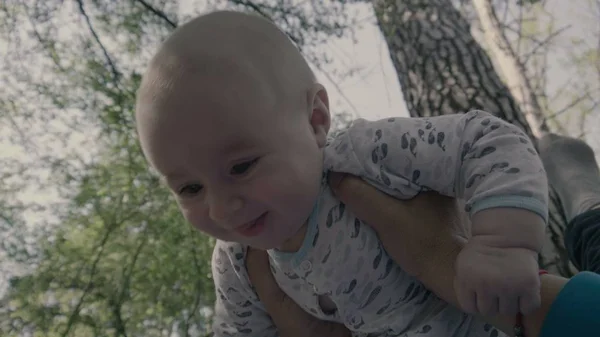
[231,158,260,175]
[179,184,203,196]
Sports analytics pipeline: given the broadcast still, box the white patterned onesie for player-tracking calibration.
[211,110,548,337]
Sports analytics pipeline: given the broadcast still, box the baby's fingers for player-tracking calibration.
[454,277,478,314]
[498,295,519,316]
[476,291,499,316]
[519,291,541,314]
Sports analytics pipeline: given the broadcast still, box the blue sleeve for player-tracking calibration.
[539,271,600,337]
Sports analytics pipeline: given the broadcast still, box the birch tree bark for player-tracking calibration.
[372,0,576,276]
[471,0,548,138]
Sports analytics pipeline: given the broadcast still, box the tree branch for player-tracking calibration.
[472,0,549,136]
[61,225,116,337]
[134,0,177,28]
[595,0,600,84]
[76,0,120,82]
[544,88,599,121]
[182,229,207,337]
[522,24,571,64]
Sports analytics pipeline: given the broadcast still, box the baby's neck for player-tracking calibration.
[276,175,324,253]
[276,222,308,252]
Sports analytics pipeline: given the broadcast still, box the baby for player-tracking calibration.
[135,11,548,337]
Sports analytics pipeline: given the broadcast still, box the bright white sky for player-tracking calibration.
[178,0,409,121]
[308,18,408,120]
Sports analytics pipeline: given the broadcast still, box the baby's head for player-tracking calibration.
[135,11,331,250]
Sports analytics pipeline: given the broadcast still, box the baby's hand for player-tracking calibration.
[454,236,541,316]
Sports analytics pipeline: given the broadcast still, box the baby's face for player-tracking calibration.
[140,71,329,250]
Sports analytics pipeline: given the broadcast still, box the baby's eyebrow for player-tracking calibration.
[163,171,186,182]
[221,139,257,157]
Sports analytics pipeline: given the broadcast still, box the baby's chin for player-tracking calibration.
[232,238,284,251]
[240,233,296,251]
[241,226,307,252]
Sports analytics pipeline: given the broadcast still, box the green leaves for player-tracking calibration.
[0,1,216,335]
[1,1,363,335]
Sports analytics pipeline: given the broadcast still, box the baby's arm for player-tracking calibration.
[326,110,547,249]
[326,111,548,315]
[211,241,278,337]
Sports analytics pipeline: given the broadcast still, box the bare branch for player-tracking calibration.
[61,225,117,337]
[472,0,549,136]
[596,0,600,84]
[22,5,66,73]
[522,24,571,64]
[134,0,177,28]
[76,0,120,82]
[227,0,304,46]
[229,0,272,20]
[182,229,208,337]
[516,1,524,57]
[544,88,599,121]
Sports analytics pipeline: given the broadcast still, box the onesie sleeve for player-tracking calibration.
[211,240,278,337]
[324,110,548,221]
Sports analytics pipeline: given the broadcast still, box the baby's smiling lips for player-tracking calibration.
[235,212,268,237]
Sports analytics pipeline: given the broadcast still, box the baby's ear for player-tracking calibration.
[309,84,331,148]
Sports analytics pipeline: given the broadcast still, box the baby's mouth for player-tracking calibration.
[235,212,268,237]
[241,218,258,229]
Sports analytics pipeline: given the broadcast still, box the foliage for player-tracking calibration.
[0,0,359,335]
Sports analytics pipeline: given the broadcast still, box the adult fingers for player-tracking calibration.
[328,172,463,250]
[519,291,542,315]
[455,278,478,314]
[498,295,519,316]
[246,248,286,312]
[328,172,466,309]
[328,172,409,232]
[246,248,351,337]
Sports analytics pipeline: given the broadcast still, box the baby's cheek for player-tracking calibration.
[187,213,229,239]
[253,181,280,200]
[246,173,284,202]
[181,204,210,230]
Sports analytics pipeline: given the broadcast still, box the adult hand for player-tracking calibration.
[328,172,467,308]
[246,248,351,337]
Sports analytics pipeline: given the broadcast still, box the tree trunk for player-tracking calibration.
[372,0,576,276]
[471,0,548,138]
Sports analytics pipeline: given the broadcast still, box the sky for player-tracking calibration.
[306,15,409,120]
[178,0,410,121]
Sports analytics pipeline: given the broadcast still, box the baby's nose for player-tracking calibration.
[208,196,244,224]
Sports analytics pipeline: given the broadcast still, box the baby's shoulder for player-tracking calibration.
[211,240,255,295]
[324,118,390,172]
[327,118,371,142]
